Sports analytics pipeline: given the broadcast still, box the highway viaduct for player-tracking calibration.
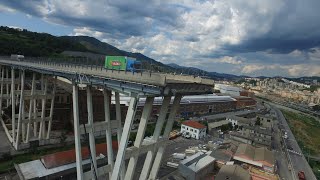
[0,57,214,180]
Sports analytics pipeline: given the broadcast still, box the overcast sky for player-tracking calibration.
[1,0,320,77]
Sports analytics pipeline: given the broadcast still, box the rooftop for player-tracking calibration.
[112,94,237,106]
[234,144,274,167]
[210,149,233,163]
[180,151,215,173]
[226,115,253,125]
[41,142,118,169]
[182,120,206,129]
[243,126,272,136]
[216,165,251,180]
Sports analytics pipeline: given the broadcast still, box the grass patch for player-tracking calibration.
[281,109,320,178]
[309,159,320,179]
[281,109,320,156]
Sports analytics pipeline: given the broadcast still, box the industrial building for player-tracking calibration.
[215,164,251,180]
[233,144,275,173]
[178,151,215,180]
[215,84,242,96]
[52,83,239,130]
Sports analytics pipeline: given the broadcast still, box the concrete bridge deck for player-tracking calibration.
[0,57,215,180]
[0,58,213,97]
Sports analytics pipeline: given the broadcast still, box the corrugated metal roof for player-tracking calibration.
[254,147,274,166]
[234,144,274,167]
[216,165,251,180]
[111,94,236,106]
[235,144,255,160]
[180,151,215,173]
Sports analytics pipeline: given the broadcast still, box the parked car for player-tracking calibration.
[298,171,306,180]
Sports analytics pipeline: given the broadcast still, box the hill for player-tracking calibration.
[0,26,89,57]
[0,26,241,80]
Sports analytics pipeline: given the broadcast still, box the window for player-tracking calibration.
[182,126,185,129]
[191,129,193,132]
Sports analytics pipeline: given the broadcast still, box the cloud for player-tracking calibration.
[215,56,242,65]
[241,65,267,74]
[1,0,182,38]
[2,0,320,77]
[0,4,16,13]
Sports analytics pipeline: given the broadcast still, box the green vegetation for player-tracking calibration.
[0,26,89,57]
[309,85,320,92]
[309,159,320,179]
[312,105,320,111]
[281,110,320,178]
[281,110,320,155]
[255,117,261,126]
[0,26,174,73]
[220,122,233,132]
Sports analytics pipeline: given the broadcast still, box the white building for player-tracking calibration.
[181,120,207,139]
[215,84,242,96]
[226,115,253,127]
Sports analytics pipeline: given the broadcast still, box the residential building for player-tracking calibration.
[258,115,274,129]
[178,151,215,180]
[216,165,251,180]
[229,125,272,148]
[242,126,272,147]
[181,120,207,139]
[226,115,254,128]
[233,144,275,173]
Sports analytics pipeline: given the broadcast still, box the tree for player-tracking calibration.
[221,122,233,132]
[255,118,261,126]
[312,105,320,111]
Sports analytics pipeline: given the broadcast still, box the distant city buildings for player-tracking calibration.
[249,77,320,106]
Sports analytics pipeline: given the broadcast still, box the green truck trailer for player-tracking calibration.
[105,56,141,72]
[105,56,127,70]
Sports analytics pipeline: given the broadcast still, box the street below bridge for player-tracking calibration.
[271,104,317,180]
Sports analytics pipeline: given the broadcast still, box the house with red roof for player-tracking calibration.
[181,120,207,139]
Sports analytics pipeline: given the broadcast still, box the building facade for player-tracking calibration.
[181,120,207,139]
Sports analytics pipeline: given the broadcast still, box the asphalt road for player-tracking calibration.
[272,109,295,180]
[272,105,317,180]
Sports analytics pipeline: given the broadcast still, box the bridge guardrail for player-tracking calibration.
[0,56,214,86]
